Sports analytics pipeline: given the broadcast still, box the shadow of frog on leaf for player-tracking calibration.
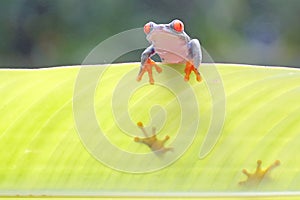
[239,160,280,187]
[134,122,173,155]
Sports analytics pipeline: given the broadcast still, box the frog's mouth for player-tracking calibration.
[147,29,188,45]
[148,31,184,44]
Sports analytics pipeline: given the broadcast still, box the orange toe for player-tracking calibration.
[137,122,144,127]
[196,73,202,82]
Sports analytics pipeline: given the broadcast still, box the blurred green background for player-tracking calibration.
[0,0,299,68]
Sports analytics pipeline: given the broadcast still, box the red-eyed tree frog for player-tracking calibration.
[137,19,202,84]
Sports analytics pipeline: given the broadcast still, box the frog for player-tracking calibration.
[136,19,202,84]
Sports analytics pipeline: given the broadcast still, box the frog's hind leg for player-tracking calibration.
[134,122,149,143]
[152,127,170,146]
[157,136,173,154]
[238,160,281,186]
[255,160,263,173]
[162,135,170,144]
[265,160,280,174]
[137,45,162,84]
[185,39,202,82]
[137,122,149,137]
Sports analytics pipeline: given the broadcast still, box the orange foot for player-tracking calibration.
[184,61,201,82]
[239,160,280,186]
[137,58,162,85]
[134,122,172,154]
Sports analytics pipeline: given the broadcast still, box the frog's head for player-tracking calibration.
[143,19,187,38]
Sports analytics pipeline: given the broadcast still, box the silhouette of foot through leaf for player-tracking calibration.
[134,122,173,154]
[239,160,280,186]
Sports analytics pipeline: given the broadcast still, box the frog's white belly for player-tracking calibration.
[148,32,189,63]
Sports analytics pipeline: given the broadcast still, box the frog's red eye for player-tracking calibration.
[172,20,184,32]
[144,22,152,34]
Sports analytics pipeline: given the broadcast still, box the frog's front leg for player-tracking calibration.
[185,39,202,82]
[137,45,162,84]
